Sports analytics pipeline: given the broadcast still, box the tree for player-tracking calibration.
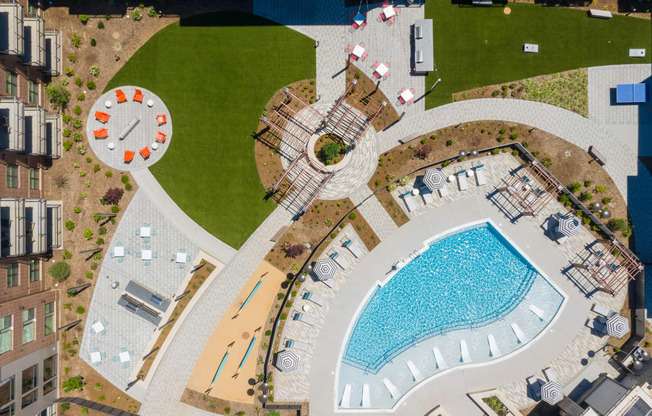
[45,83,71,110]
[285,244,305,258]
[101,187,124,205]
[48,262,71,282]
[319,142,341,165]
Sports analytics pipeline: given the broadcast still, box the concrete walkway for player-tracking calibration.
[131,169,237,264]
[376,98,638,201]
[349,186,398,241]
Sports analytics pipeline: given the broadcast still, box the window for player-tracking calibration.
[20,390,36,409]
[0,404,14,416]
[5,164,17,189]
[42,378,55,396]
[0,376,14,408]
[29,260,39,282]
[21,364,37,392]
[43,355,56,382]
[21,309,34,345]
[44,302,53,336]
[0,316,11,354]
[28,168,38,190]
[28,80,38,104]
[6,264,17,288]
[5,72,16,96]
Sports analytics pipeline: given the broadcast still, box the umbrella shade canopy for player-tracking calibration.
[275,349,300,373]
[541,380,563,405]
[314,258,337,281]
[354,12,365,24]
[607,314,629,339]
[423,169,447,191]
[557,214,580,237]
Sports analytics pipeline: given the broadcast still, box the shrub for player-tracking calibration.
[584,180,592,188]
[81,408,89,415]
[61,403,70,411]
[87,81,96,90]
[72,119,83,129]
[63,128,71,137]
[90,38,96,47]
[559,194,570,203]
[105,170,112,178]
[522,142,529,148]
[77,146,86,155]
[77,93,85,101]
[111,205,119,213]
[285,244,305,258]
[99,226,107,235]
[102,187,124,205]
[569,182,582,193]
[79,14,89,24]
[583,217,591,225]
[541,157,552,168]
[46,83,71,109]
[348,212,357,220]
[579,191,593,202]
[67,53,77,63]
[442,160,452,167]
[76,306,85,314]
[62,114,72,123]
[48,262,71,282]
[98,21,104,29]
[65,220,75,231]
[500,128,507,134]
[73,133,83,142]
[133,8,143,20]
[97,236,105,245]
[148,6,159,17]
[420,137,428,145]
[375,179,381,187]
[125,182,133,191]
[602,197,612,204]
[73,77,81,86]
[595,185,607,193]
[62,376,84,392]
[399,176,409,186]
[387,182,398,191]
[64,67,74,77]
[73,105,82,116]
[415,145,432,160]
[512,149,519,156]
[491,149,500,155]
[497,135,505,142]
[93,164,101,173]
[509,133,519,140]
[446,139,455,146]
[277,292,285,300]
[74,207,81,214]
[71,33,81,48]
[607,218,632,235]
[62,250,72,260]
[121,174,130,183]
[280,313,287,320]
[89,66,100,76]
[84,228,93,240]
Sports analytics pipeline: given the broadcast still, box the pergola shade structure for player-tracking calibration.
[496,161,562,217]
[325,81,386,143]
[572,239,643,295]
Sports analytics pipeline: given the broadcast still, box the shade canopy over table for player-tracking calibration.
[541,380,563,405]
[314,258,337,281]
[353,12,365,25]
[119,351,130,363]
[383,5,396,18]
[142,250,152,261]
[90,352,102,363]
[91,321,105,334]
[557,214,580,237]
[606,314,629,339]
[114,246,125,257]
[275,349,300,373]
[176,252,187,263]
[400,89,414,102]
[423,169,447,191]
[140,227,151,237]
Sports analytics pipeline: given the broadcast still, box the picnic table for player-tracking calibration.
[142,250,152,261]
[376,63,389,77]
[140,227,151,237]
[114,246,124,257]
[92,321,105,333]
[352,44,365,58]
[176,252,187,263]
[400,89,414,102]
[90,352,102,363]
[383,5,396,18]
[119,351,130,363]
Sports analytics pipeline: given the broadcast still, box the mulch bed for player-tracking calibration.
[345,62,400,131]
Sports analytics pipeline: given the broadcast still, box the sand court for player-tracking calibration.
[186,261,286,403]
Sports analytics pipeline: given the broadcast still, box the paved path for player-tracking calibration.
[131,169,237,264]
[349,186,398,241]
[376,98,638,201]
[138,206,294,416]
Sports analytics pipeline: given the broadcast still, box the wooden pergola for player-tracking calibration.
[324,80,386,142]
[496,161,562,216]
[572,239,643,295]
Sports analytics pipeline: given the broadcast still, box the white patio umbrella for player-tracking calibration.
[557,214,580,237]
[314,258,337,281]
[275,349,300,373]
[423,169,447,191]
[541,380,563,405]
[606,314,629,339]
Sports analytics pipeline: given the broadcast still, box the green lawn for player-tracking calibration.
[425,3,651,108]
[106,12,316,249]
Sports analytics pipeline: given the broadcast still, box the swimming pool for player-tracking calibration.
[342,222,563,373]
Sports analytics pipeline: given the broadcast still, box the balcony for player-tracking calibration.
[25,199,46,255]
[46,202,62,250]
[24,105,46,155]
[22,15,44,67]
[0,96,25,152]
[0,2,24,56]
[0,197,26,257]
[43,29,60,76]
[45,114,61,158]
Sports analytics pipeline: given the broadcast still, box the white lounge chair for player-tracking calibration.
[330,252,349,270]
[511,323,529,343]
[285,339,309,351]
[362,384,371,408]
[488,334,502,357]
[432,346,448,369]
[438,185,449,198]
[527,376,544,400]
[407,360,424,382]
[383,378,400,398]
[302,290,326,307]
[474,164,486,186]
[586,318,607,334]
[340,384,351,408]
[543,367,557,382]
[420,185,434,204]
[592,303,616,318]
[403,193,417,212]
[293,312,316,326]
[457,171,468,191]
[342,239,363,258]
[322,278,335,288]
[529,305,547,321]
[460,340,472,363]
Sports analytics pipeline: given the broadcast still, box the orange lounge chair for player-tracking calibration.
[133,89,143,103]
[116,89,127,103]
[93,128,108,139]
[156,114,167,126]
[124,150,134,163]
[95,111,110,123]
[155,131,166,143]
[140,146,151,159]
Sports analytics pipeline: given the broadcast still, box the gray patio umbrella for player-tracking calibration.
[606,314,629,339]
[423,169,447,191]
[275,349,300,373]
[541,380,563,405]
[557,214,580,237]
[314,258,337,281]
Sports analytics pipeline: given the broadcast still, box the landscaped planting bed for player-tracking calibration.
[345,63,400,131]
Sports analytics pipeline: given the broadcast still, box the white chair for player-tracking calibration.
[403,193,417,212]
[457,171,468,191]
[474,164,486,186]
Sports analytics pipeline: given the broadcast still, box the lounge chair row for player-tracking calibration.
[124,147,151,163]
[94,129,167,143]
[95,111,167,126]
[527,367,558,401]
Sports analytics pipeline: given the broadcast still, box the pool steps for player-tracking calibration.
[383,378,401,398]
[511,323,530,343]
[529,304,547,320]
[460,340,472,363]
[406,360,425,382]
[340,384,351,408]
[432,346,448,369]
[488,334,502,357]
[362,384,371,408]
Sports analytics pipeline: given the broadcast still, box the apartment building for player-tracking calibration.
[0,1,63,416]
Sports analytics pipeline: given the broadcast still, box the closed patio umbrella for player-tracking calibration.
[275,349,300,373]
[606,314,629,339]
[541,380,563,405]
[423,169,447,191]
[314,258,337,281]
[557,214,580,237]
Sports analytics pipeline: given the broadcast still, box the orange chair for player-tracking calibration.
[156,114,167,126]
[124,150,134,163]
[93,128,108,139]
[133,89,143,103]
[116,89,127,103]
[155,131,166,143]
[140,147,151,159]
[95,111,110,123]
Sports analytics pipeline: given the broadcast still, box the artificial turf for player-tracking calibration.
[425,2,652,108]
[105,12,316,249]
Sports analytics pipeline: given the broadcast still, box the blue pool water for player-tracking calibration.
[343,222,545,373]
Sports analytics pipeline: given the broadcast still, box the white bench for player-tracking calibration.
[523,44,539,53]
[588,9,612,19]
[629,49,646,58]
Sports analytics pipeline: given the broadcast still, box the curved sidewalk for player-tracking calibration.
[377,98,638,200]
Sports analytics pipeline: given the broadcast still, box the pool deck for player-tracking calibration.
[296,153,625,415]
